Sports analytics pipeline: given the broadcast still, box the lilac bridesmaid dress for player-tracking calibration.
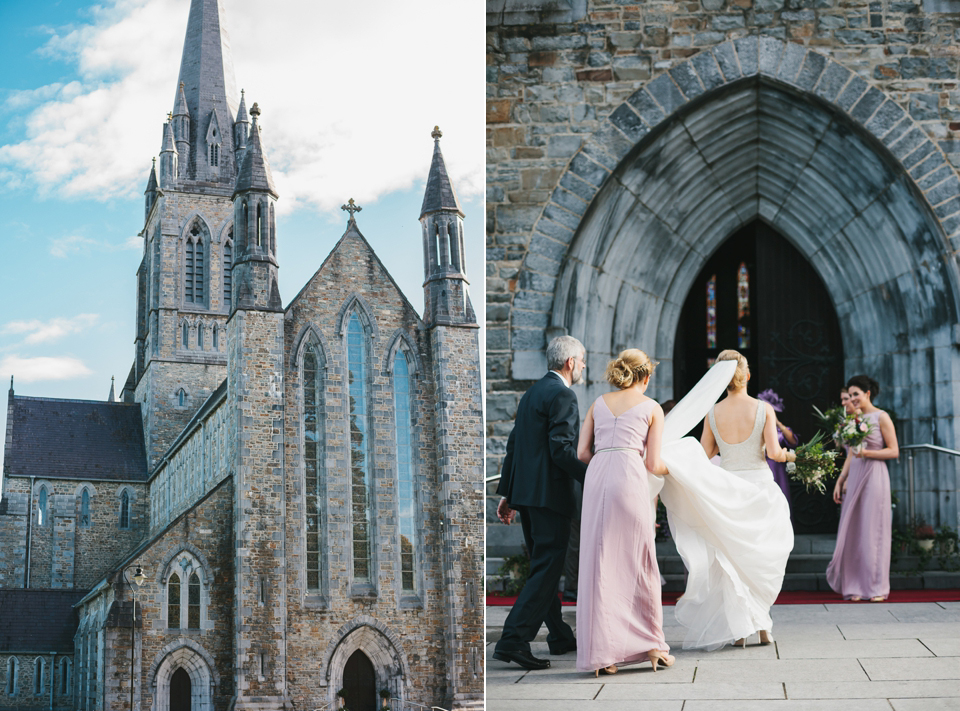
[826,410,891,600]
[576,397,667,672]
[766,427,794,517]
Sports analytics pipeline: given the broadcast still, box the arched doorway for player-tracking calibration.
[342,650,376,711]
[676,220,845,532]
[170,668,191,711]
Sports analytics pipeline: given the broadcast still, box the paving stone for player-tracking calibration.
[598,681,785,700]
[860,657,960,681]
[890,699,960,711]
[776,638,933,659]
[921,637,960,657]
[786,679,960,699]
[684,702,893,711]
[693,658,870,683]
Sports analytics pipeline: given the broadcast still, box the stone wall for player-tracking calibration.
[0,654,73,710]
[75,479,235,711]
[0,477,147,591]
[486,0,960,537]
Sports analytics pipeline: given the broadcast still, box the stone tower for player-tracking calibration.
[420,130,484,708]
[132,0,243,466]
[228,102,288,711]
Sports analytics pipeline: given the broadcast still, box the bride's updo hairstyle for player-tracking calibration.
[716,349,749,392]
[846,374,880,400]
[605,349,657,389]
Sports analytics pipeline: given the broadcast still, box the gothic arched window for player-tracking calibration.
[447,222,459,272]
[33,658,44,696]
[393,349,418,592]
[269,203,276,255]
[7,657,18,695]
[212,324,219,351]
[188,572,201,629]
[80,488,91,527]
[178,388,186,407]
[347,313,373,584]
[37,488,48,527]
[59,658,70,695]
[209,143,219,167]
[167,573,181,628]
[223,238,233,308]
[119,490,130,529]
[256,202,263,247]
[434,224,442,268]
[197,323,204,349]
[302,344,326,592]
[182,322,189,349]
[184,222,207,305]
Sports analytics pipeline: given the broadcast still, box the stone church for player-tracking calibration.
[487,0,960,549]
[0,1,483,711]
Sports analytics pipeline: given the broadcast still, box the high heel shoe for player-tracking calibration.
[735,637,746,648]
[869,596,885,603]
[594,665,617,676]
[647,650,674,672]
[850,596,862,602]
[758,630,772,645]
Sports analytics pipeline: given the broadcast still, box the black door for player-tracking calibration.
[170,668,191,711]
[675,220,844,533]
[342,650,377,711]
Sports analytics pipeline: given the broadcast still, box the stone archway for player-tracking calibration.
[149,641,217,711]
[319,617,408,709]
[506,37,960,528]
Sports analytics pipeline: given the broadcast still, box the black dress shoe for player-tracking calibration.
[492,649,551,670]
[548,639,577,655]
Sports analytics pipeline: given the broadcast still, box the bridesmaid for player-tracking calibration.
[840,387,857,415]
[758,389,798,515]
[575,349,673,675]
[826,375,899,601]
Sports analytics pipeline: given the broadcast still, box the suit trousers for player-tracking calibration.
[496,505,576,653]
[562,479,582,595]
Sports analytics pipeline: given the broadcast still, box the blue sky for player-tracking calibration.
[0,0,485,478]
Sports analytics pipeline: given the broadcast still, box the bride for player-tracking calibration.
[653,350,795,650]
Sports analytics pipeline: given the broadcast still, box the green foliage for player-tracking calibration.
[812,404,845,437]
[496,551,530,596]
[379,689,392,699]
[789,431,839,494]
[891,520,960,575]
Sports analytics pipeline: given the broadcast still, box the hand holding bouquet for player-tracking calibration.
[785,431,840,494]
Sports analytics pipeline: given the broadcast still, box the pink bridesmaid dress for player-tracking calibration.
[576,396,667,672]
[826,410,891,600]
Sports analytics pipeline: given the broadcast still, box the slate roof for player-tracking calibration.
[0,589,86,653]
[4,395,147,481]
[420,136,463,218]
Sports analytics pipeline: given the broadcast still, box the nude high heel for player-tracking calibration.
[758,630,772,645]
[869,596,885,603]
[594,665,617,676]
[735,636,746,648]
[647,650,675,672]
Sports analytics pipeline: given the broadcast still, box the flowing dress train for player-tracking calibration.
[826,410,891,600]
[576,397,667,671]
[652,365,794,650]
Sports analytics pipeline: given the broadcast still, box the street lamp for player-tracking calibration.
[124,564,147,711]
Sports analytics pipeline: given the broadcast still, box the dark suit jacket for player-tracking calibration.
[497,373,588,517]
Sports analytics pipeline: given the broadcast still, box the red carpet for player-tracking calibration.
[486,589,960,607]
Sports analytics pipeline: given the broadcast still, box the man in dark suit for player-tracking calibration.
[493,335,588,670]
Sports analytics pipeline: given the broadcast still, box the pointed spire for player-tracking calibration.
[161,121,177,153]
[420,126,463,219]
[236,89,248,125]
[234,103,278,198]
[108,376,116,403]
[159,121,179,188]
[173,81,189,118]
[145,158,158,194]
[175,0,240,181]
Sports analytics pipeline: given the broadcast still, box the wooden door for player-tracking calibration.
[675,221,844,532]
[170,668,191,711]
[342,650,377,711]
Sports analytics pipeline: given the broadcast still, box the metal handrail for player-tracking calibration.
[900,444,960,524]
[485,474,500,484]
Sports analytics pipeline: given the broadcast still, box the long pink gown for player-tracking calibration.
[576,397,667,672]
[826,410,891,600]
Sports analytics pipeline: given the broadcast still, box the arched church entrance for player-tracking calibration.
[675,220,845,532]
[170,668,191,711]
[342,650,376,711]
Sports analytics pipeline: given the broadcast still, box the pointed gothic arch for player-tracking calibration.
[381,329,422,375]
[181,216,211,307]
[318,617,408,708]
[148,640,218,711]
[504,36,960,527]
[335,292,380,339]
[290,323,333,373]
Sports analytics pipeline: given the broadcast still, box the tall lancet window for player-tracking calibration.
[393,349,417,592]
[736,262,751,349]
[119,490,130,529]
[223,237,233,309]
[256,203,263,247]
[80,489,91,527]
[37,488,48,526]
[347,313,373,584]
[302,344,325,592]
[185,223,206,304]
[434,224,442,269]
[168,573,181,628]
[185,239,195,302]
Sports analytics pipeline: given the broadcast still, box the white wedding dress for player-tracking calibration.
[648,361,794,650]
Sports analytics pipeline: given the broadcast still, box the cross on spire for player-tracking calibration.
[432,125,442,141]
[341,198,362,222]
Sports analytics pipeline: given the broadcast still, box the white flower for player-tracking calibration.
[786,462,796,473]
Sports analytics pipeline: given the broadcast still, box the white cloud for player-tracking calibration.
[49,234,142,257]
[3,314,101,344]
[0,355,93,383]
[0,0,485,216]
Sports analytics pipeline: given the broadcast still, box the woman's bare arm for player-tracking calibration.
[577,402,596,465]
[645,403,668,477]
[858,412,899,461]
[701,414,718,458]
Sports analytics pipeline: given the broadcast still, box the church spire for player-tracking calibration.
[144,157,158,220]
[159,120,178,188]
[174,0,240,183]
[419,127,475,328]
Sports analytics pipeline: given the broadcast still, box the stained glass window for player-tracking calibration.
[737,262,750,349]
[303,346,324,591]
[188,573,200,629]
[168,573,181,628]
[706,274,717,349]
[347,314,372,583]
[80,489,90,527]
[393,351,417,592]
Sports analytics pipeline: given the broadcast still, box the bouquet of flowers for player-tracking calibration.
[836,413,874,454]
[786,431,840,495]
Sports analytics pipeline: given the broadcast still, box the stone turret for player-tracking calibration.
[234,88,249,170]
[231,102,281,313]
[143,158,158,221]
[158,120,178,189]
[172,81,191,171]
[420,127,476,328]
